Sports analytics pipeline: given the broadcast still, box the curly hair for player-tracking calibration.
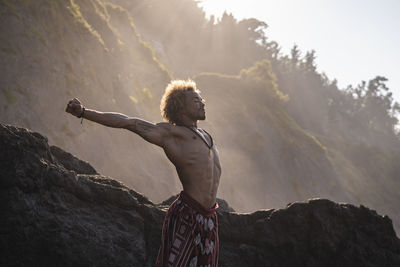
[160,80,199,124]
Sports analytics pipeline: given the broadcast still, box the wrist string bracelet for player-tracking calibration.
[77,107,85,124]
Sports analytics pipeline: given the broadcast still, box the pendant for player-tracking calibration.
[209,149,212,157]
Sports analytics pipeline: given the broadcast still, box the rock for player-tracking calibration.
[49,146,98,175]
[0,124,163,267]
[1,124,400,267]
[218,200,400,266]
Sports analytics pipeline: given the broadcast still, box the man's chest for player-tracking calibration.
[164,133,220,169]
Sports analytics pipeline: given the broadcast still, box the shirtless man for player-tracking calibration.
[66,80,221,267]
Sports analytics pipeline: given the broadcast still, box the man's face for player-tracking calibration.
[184,90,206,121]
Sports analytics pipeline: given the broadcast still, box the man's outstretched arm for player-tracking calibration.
[65,98,170,147]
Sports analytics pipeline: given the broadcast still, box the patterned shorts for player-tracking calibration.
[156,191,219,267]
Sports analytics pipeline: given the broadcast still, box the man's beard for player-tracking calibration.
[198,110,206,120]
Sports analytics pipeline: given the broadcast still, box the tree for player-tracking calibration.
[302,50,316,72]
[290,44,301,66]
[346,76,399,135]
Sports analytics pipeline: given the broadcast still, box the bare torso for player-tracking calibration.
[163,126,221,209]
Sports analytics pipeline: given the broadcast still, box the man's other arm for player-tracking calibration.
[65,98,171,147]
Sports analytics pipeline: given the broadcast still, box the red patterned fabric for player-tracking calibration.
[156,191,219,267]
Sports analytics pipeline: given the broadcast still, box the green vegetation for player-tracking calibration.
[0,0,22,19]
[27,24,48,47]
[67,0,107,50]
[129,95,138,104]
[3,87,17,105]
[0,46,20,56]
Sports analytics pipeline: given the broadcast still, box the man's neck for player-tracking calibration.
[179,117,197,128]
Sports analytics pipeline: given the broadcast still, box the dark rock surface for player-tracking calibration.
[1,124,400,267]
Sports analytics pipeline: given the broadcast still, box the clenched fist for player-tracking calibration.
[65,98,84,117]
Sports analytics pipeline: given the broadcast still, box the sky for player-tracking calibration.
[199,0,400,104]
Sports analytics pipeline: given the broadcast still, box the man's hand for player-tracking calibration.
[65,98,83,117]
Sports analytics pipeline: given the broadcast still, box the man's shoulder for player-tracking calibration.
[156,122,173,128]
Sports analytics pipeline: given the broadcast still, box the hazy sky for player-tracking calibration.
[199,0,400,103]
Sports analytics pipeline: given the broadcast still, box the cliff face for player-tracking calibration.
[1,124,399,267]
[0,0,177,202]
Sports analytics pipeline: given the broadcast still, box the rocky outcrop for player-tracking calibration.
[1,124,400,267]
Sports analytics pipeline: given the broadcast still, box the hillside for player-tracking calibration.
[1,124,400,267]
[1,0,400,235]
[0,0,179,200]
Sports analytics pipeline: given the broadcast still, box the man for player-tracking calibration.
[65,80,221,267]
